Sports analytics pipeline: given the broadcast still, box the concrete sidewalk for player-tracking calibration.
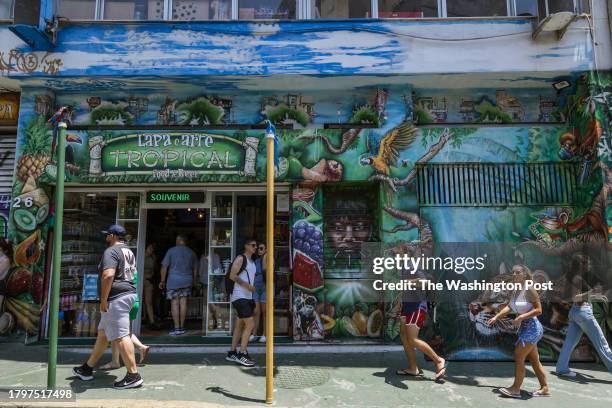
[0,342,610,408]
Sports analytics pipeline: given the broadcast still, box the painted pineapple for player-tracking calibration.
[16,117,51,182]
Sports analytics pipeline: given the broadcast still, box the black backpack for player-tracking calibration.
[224,254,247,295]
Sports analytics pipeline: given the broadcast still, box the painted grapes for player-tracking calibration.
[292,220,324,266]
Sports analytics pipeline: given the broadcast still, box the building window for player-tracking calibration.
[547,0,588,13]
[238,0,296,19]
[0,0,13,19]
[312,0,372,18]
[378,0,438,18]
[103,0,156,20]
[416,162,579,206]
[446,0,508,17]
[172,0,232,20]
[513,0,539,17]
[57,0,97,19]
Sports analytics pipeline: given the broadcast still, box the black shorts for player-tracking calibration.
[232,298,255,319]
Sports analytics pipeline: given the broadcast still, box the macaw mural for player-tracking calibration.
[2,73,610,364]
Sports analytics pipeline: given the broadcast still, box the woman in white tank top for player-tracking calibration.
[487,264,549,398]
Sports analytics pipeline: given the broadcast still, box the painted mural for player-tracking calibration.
[0,19,596,78]
[0,194,9,238]
[2,71,610,365]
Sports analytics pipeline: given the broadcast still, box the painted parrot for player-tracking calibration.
[360,121,418,176]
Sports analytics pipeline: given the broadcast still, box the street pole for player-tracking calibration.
[47,122,67,389]
[265,122,275,404]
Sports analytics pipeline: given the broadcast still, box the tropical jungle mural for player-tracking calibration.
[1,73,610,364]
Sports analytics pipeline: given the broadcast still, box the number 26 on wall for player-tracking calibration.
[13,197,33,208]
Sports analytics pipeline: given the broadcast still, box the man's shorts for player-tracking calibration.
[98,293,137,341]
[232,298,255,319]
[166,287,191,300]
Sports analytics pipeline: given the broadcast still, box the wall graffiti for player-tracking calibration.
[0,49,63,75]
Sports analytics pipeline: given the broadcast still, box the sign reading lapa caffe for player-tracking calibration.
[68,131,261,183]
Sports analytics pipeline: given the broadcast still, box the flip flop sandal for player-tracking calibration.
[139,346,150,365]
[99,362,120,370]
[396,369,423,376]
[498,388,521,399]
[434,361,448,381]
[530,390,551,397]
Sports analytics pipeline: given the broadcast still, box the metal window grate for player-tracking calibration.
[416,162,580,206]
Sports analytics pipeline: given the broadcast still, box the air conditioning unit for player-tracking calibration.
[532,11,576,40]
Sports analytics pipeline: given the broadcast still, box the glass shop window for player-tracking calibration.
[172,0,232,20]
[238,0,296,19]
[58,193,118,338]
[446,0,508,17]
[103,0,162,20]
[313,0,371,18]
[378,0,439,18]
[0,0,13,19]
[57,0,97,19]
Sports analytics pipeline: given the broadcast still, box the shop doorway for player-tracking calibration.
[141,208,208,337]
[138,191,292,340]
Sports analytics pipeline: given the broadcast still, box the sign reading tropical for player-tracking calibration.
[65,130,261,183]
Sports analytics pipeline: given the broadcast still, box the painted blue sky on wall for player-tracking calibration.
[0,18,595,80]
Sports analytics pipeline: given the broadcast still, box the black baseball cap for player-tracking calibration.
[101,224,127,237]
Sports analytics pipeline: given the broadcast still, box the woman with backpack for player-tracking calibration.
[225,237,258,367]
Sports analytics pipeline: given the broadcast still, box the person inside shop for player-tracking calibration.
[199,248,220,329]
[250,241,268,343]
[143,243,158,330]
[555,254,611,378]
[0,238,13,311]
[72,224,143,390]
[159,235,198,336]
[0,238,11,281]
[487,264,549,398]
[396,266,447,381]
[225,237,257,367]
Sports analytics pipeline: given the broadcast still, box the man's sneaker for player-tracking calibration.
[169,328,179,336]
[249,335,259,342]
[225,350,239,363]
[176,327,186,335]
[557,370,577,378]
[113,372,143,389]
[258,335,267,343]
[236,352,255,367]
[72,363,94,381]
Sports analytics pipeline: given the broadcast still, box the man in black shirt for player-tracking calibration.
[73,225,143,389]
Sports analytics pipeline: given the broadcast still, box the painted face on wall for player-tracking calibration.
[328,216,371,256]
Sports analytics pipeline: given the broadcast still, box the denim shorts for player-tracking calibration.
[516,317,544,347]
[253,277,266,303]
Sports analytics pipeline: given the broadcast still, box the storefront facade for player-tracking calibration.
[1,2,611,360]
[0,92,19,239]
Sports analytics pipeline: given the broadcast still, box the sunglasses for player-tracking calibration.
[248,243,257,247]
[258,246,265,250]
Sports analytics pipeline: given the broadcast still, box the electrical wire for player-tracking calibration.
[182,24,535,41]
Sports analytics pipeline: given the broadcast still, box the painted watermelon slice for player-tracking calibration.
[293,252,323,291]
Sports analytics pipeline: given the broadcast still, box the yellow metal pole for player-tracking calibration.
[265,133,275,404]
